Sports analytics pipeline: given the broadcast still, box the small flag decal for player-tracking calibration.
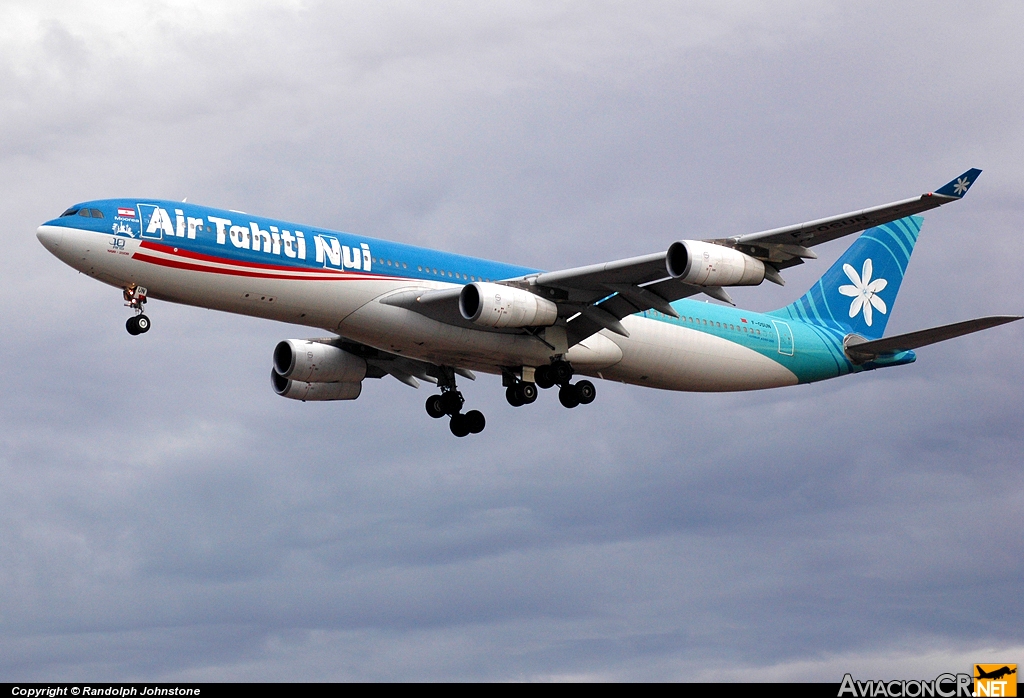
[117,207,137,218]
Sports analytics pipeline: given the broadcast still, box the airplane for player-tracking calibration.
[36,168,1021,437]
[975,666,1016,681]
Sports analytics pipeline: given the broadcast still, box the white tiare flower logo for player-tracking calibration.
[953,177,971,195]
[838,258,887,326]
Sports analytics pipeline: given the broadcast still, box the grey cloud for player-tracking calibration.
[1,0,1023,682]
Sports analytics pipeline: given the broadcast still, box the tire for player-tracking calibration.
[535,365,555,389]
[506,385,524,407]
[519,382,538,404]
[426,395,445,418]
[558,383,580,408]
[465,410,486,434]
[576,380,596,405]
[449,413,470,437]
[135,314,151,333]
[126,316,140,335]
[439,391,462,415]
[553,361,573,385]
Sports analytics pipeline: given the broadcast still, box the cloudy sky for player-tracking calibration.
[2,0,1022,682]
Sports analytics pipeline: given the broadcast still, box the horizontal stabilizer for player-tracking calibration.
[844,315,1021,363]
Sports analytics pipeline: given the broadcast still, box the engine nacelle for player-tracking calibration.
[666,240,765,287]
[271,369,362,401]
[273,339,367,383]
[459,282,558,329]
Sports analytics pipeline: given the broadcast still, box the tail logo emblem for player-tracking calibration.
[838,258,888,326]
[953,177,972,195]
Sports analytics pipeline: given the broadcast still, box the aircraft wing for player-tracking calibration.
[504,252,709,343]
[388,170,985,348]
[843,315,1021,364]
[708,168,982,270]
[505,169,984,345]
[327,336,475,388]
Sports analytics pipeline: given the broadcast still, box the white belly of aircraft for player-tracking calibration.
[603,316,798,391]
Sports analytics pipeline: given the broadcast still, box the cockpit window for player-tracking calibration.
[90,209,104,218]
[78,209,91,217]
[61,208,79,217]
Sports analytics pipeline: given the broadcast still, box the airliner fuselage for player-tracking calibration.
[37,171,1018,437]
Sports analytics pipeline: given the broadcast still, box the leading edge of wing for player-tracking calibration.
[718,168,982,256]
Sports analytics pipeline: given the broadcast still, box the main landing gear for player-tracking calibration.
[425,367,486,438]
[123,284,151,336]
[507,360,596,409]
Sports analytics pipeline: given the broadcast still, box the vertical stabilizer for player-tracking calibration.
[769,216,923,340]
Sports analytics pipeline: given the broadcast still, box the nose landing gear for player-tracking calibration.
[123,284,151,335]
[425,367,486,437]
[126,314,151,335]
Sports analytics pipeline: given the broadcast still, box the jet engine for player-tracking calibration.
[666,240,765,287]
[271,370,362,401]
[459,282,559,329]
[273,339,367,383]
[271,339,366,401]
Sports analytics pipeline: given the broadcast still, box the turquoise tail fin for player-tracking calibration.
[769,216,923,340]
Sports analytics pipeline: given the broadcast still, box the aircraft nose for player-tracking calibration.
[36,225,64,252]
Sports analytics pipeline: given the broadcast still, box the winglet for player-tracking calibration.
[933,168,982,198]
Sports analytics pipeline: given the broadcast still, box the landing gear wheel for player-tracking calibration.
[518,382,538,404]
[506,385,524,407]
[576,379,596,405]
[558,383,581,408]
[552,360,573,385]
[439,391,463,416]
[449,413,470,437]
[135,314,151,333]
[426,395,446,418]
[465,410,486,434]
[126,316,140,335]
[535,365,556,389]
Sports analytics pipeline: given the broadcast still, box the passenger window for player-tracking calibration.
[90,209,104,218]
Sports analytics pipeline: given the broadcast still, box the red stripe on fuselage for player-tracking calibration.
[134,241,395,281]
[133,252,394,281]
